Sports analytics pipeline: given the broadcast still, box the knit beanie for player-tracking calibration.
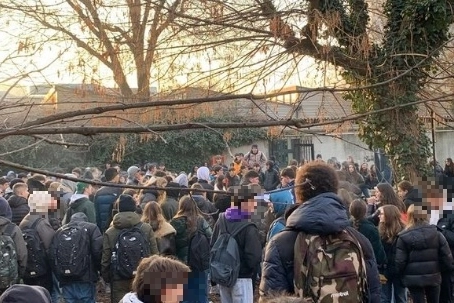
[118,194,137,212]
[0,284,51,303]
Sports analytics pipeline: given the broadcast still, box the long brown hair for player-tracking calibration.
[349,199,367,230]
[376,183,406,213]
[141,201,166,229]
[155,177,168,204]
[173,195,200,233]
[406,204,429,229]
[379,205,405,243]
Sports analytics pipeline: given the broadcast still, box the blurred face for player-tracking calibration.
[216,158,222,164]
[249,177,259,184]
[19,187,29,199]
[347,156,353,163]
[229,170,236,177]
[397,187,407,199]
[242,198,257,213]
[426,190,446,210]
[361,163,368,170]
[254,166,260,172]
[348,165,355,173]
[252,147,258,153]
[161,284,185,303]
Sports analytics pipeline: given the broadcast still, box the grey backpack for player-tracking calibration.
[0,223,19,289]
[209,213,254,288]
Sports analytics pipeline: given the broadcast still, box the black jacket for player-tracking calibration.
[8,195,30,226]
[263,168,280,191]
[210,213,262,279]
[197,180,214,202]
[259,193,381,303]
[191,195,218,229]
[395,224,453,287]
[352,218,387,266]
[402,188,422,211]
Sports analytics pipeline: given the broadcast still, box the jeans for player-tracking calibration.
[219,278,253,303]
[408,285,440,303]
[61,282,96,303]
[50,273,61,303]
[381,278,407,303]
[183,270,208,303]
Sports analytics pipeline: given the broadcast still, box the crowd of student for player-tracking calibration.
[0,144,453,303]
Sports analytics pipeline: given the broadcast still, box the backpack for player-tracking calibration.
[187,218,211,272]
[51,223,91,280]
[22,218,49,279]
[111,223,150,279]
[210,213,254,288]
[0,223,19,289]
[294,229,368,303]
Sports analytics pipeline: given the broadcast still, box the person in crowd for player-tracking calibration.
[244,144,267,170]
[27,174,47,193]
[241,170,260,186]
[0,177,10,198]
[213,189,232,222]
[337,188,353,216]
[397,180,422,211]
[187,165,199,180]
[367,182,407,224]
[210,165,224,185]
[0,198,27,293]
[260,162,381,303]
[233,153,247,175]
[93,167,123,233]
[197,166,215,202]
[57,175,77,213]
[395,204,453,303]
[444,158,454,177]
[101,194,159,303]
[263,161,280,191]
[378,205,407,303]
[141,201,176,255]
[349,199,387,268]
[266,189,294,242]
[359,163,370,179]
[19,191,58,297]
[347,163,370,198]
[3,178,23,200]
[7,182,30,226]
[175,172,189,188]
[189,183,218,229]
[280,167,296,202]
[365,164,380,189]
[126,166,141,186]
[162,181,181,221]
[119,255,190,303]
[226,168,241,188]
[0,284,52,303]
[210,184,263,303]
[52,212,102,303]
[62,182,96,225]
[422,175,454,303]
[252,163,266,186]
[214,155,229,174]
[214,175,227,193]
[170,195,212,303]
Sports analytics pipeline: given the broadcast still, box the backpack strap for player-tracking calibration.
[2,223,16,237]
[30,217,44,230]
[219,213,255,238]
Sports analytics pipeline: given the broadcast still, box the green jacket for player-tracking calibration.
[62,196,96,225]
[170,216,212,264]
[101,211,158,282]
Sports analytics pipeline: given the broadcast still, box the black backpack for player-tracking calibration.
[51,222,91,280]
[111,223,150,279]
[22,218,49,279]
[187,218,211,272]
[0,223,19,289]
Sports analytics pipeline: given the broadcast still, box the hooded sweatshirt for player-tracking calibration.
[62,194,96,225]
[267,190,294,241]
[196,167,214,202]
[0,284,51,303]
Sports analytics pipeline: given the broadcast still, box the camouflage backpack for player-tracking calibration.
[294,229,368,303]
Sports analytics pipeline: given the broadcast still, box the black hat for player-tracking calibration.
[0,284,51,303]
[118,194,137,212]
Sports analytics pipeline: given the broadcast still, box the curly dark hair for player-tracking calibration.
[295,162,339,203]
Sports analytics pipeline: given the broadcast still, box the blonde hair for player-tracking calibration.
[406,204,428,229]
[155,177,168,204]
[141,201,166,229]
